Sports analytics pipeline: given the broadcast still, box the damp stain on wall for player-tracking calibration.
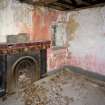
[66,16,79,41]
[32,7,60,41]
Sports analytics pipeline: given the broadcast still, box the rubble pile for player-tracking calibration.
[1,68,105,105]
[18,70,71,105]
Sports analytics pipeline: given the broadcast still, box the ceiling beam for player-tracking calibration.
[64,0,72,4]
[52,1,74,9]
[57,0,72,5]
[82,0,105,4]
[53,1,73,8]
[47,4,66,10]
[70,0,78,6]
[18,0,105,11]
[18,0,58,4]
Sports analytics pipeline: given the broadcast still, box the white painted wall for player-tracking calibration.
[66,6,105,75]
[0,0,32,42]
[67,7,105,57]
[51,6,105,75]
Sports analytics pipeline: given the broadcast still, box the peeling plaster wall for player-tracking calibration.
[0,0,105,76]
[66,7,105,75]
[0,0,33,42]
[0,0,61,42]
[32,8,60,41]
[48,6,105,76]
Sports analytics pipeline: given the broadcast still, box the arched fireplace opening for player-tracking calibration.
[9,56,40,94]
[0,41,50,96]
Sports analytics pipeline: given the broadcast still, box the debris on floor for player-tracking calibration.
[19,68,105,105]
[1,68,105,105]
[19,70,71,105]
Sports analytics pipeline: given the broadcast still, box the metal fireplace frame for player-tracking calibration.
[0,41,50,96]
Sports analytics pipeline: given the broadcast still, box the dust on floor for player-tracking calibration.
[0,68,105,105]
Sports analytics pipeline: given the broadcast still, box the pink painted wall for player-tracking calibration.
[31,8,60,41]
[0,0,105,76]
[47,6,105,76]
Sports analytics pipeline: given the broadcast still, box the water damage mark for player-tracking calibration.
[67,16,79,41]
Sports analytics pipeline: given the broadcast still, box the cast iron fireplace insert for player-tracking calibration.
[0,41,50,96]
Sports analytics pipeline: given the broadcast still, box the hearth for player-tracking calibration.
[0,41,50,96]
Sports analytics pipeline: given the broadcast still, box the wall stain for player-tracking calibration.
[67,16,79,40]
[32,7,60,41]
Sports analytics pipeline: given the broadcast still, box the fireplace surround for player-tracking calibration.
[0,41,50,96]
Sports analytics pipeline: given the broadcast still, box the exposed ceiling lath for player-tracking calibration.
[18,0,105,11]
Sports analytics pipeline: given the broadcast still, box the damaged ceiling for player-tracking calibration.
[19,0,105,11]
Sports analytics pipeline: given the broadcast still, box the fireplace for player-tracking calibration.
[0,41,50,96]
